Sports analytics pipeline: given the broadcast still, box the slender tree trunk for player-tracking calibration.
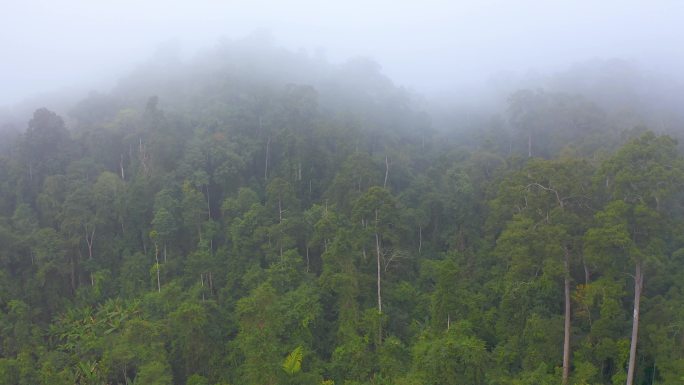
[85,225,95,260]
[205,184,212,219]
[278,199,282,223]
[264,136,271,180]
[376,231,382,314]
[374,210,382,313]
[154,242,161,292]
[120,153,125,180]
[85,226,96,287]
[375,229,383,346]
[200,274,205,301]
[563,251,571,385]
[583,258,591,286]
[375,207,383,344]
[418,225,422,254]
[528,132,532,157]
[306,246,310,273]
[626,262,643,385]
[383,155,389,188]
[278,198,283,258]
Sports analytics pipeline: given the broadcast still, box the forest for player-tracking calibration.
[0,38,684,385]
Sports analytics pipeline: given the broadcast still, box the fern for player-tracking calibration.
[282,346,304,375]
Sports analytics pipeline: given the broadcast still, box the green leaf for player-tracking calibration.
[282,346,303,375]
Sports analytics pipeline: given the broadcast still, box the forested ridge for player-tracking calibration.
[1,40,684,385]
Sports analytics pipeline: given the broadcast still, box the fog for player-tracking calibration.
[2,0,683,109]
[3,4,684,382]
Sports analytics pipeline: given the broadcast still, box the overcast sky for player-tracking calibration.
[1,0,683,106]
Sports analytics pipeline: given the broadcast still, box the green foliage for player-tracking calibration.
[134,361,172,385]
[411,322,488,385]
[1,41,684,385]
[282,346,304,375]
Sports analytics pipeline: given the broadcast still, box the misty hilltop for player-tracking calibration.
[2,0,684,104]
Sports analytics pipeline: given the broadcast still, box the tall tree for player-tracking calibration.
[19,109,73,197]
[352,186,399,344]
[589,132,683,385]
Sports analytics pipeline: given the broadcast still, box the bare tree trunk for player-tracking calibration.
[626,262,643,385]
[383,155,389,188]
[376,229,383,346]
[528,132,532,157]
[85,226,96,287]
[375,210,382,313]
[85,225,95,260]
[205,184,212,219]
[376,231,382,314]
[264,136,271,180]
[374,208,384,344]
[278,198,283,258]
[278,199,282,223]
[583,258,591,286]
[154,242,161,292]
[306,246,310,273]
[200,274,205,301]
[563,251,571,385]
[120,153,125,180]
[418,225,422,254]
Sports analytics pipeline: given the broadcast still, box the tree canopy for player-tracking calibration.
[1,41,684,385]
